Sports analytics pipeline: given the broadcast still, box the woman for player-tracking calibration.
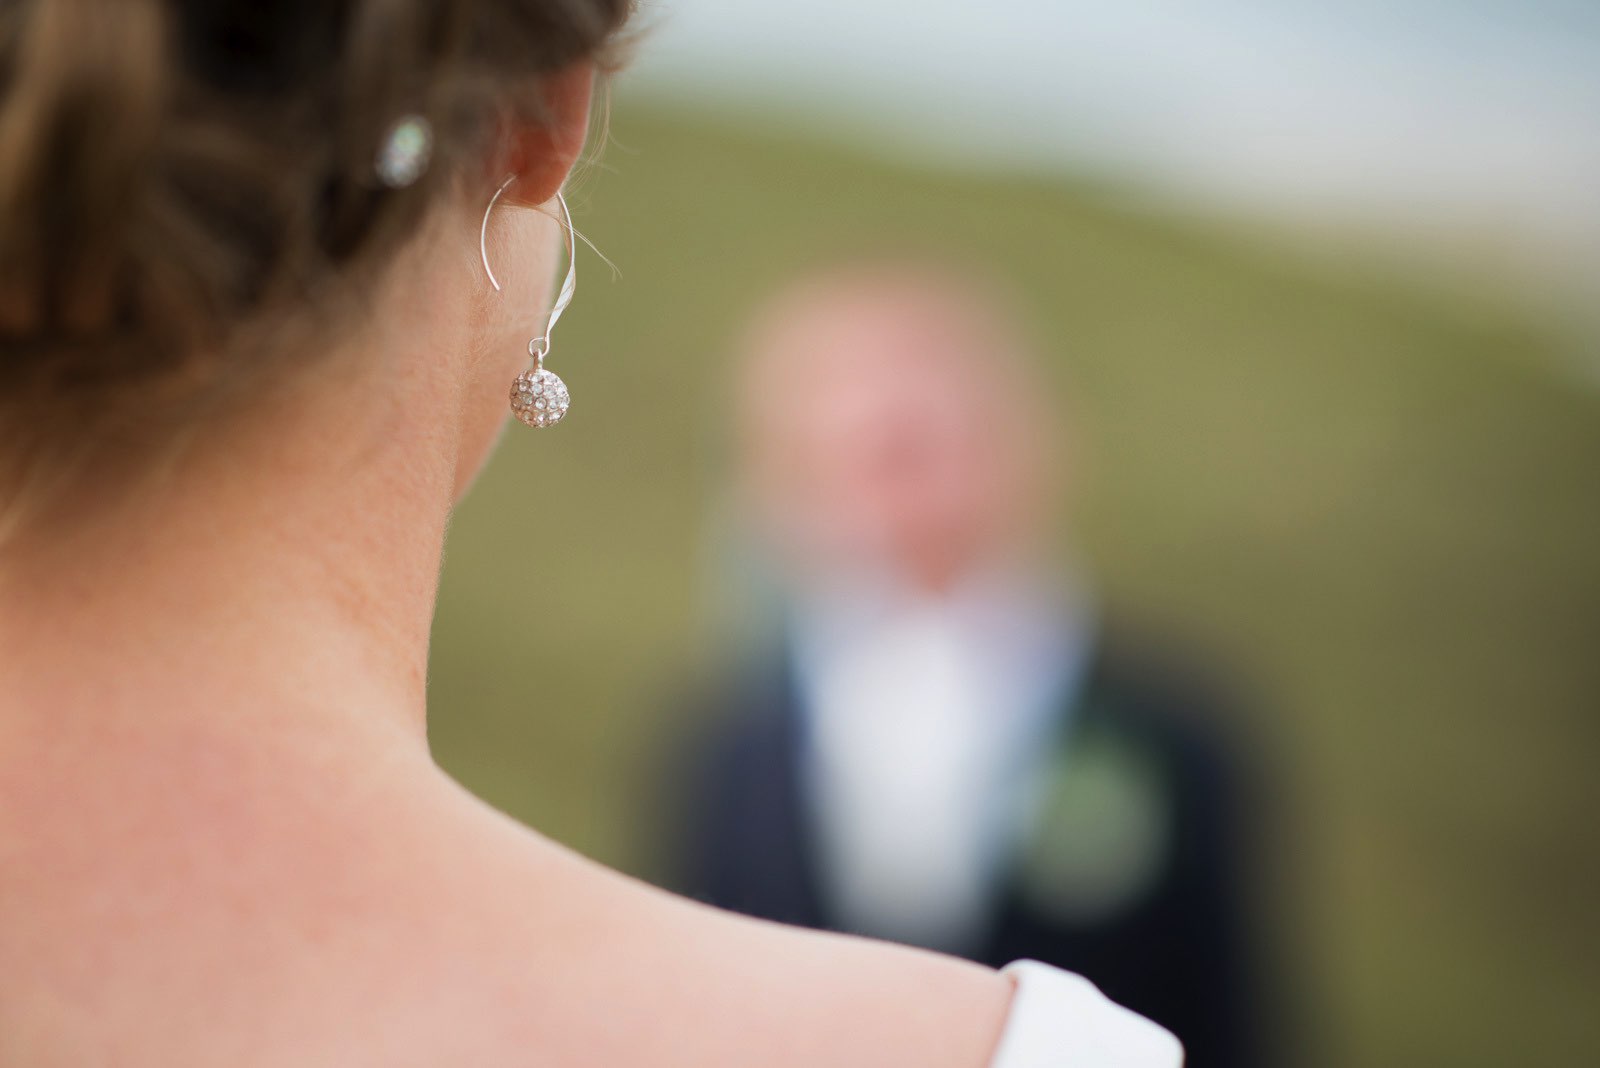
[0,2,1180,1064]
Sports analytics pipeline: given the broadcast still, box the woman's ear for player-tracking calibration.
[498,61,595,205]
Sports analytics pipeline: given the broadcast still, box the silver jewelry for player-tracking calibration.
[375,114,433,189]
[481,176,576,428]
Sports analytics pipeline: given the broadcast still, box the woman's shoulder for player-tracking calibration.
[309,781,1171,1068]
[381,797,1013,1068]
[464,817,1181,1068]
[617,881,1015,1068]
[988,961,1184,1068]
[556,862,1182,1068]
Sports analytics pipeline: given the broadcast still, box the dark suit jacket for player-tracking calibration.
[668,635,1265,1068]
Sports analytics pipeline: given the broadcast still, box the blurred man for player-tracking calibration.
[670,261,1264,1067]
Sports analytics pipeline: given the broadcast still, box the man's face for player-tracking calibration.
[742,278,1057,587]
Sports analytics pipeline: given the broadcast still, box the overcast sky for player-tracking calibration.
[621,1,1600,278]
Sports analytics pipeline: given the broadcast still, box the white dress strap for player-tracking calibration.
[987,960,1184,1067]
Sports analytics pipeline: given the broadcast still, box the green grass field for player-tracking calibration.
[426,104,1600,1068]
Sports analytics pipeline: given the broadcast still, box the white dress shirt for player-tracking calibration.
[790,566,1095,955]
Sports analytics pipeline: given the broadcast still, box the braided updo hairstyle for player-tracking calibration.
[0,0,631,527]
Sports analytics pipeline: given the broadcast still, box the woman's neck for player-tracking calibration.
[0,336,464,756]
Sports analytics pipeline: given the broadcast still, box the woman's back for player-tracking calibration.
[0,701,1013,1066]
[0,673,1179,1066]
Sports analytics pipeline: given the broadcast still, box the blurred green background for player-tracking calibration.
[427,103,1600,1068]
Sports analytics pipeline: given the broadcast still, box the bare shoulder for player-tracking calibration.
[623,880,1013,1068]
[0,752,1011,1067]
[435,793,1014,1068]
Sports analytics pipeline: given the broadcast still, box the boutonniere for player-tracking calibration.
[1014,719,1171,925]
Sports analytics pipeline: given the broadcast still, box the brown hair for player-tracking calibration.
[0,0,631,526]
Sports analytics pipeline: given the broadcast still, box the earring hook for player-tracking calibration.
[479,175,514,292]
[480,175,577,368]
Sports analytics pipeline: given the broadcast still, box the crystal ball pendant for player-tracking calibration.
[510,367,570,428]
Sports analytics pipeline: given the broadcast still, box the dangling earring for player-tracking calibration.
[480,175,576,428]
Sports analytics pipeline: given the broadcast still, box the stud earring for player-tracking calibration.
[375,114,434,189]
[480,175,576,428]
